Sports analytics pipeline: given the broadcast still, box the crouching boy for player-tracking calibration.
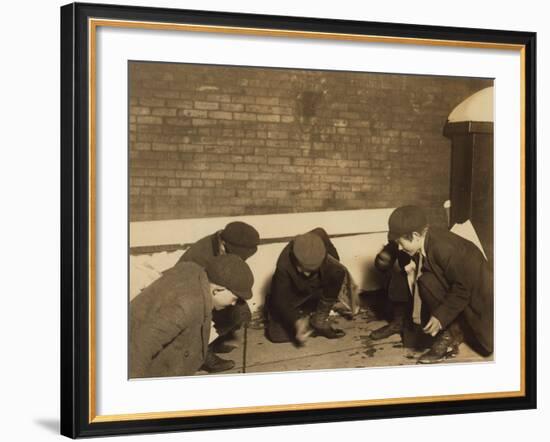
[266,228,348,344]
[177,221,260,373]
[385,205,494,364]
[129,254,254,378]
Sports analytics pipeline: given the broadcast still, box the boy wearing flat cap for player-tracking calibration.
[266,228,347,344]
[130,254,254,378]
[384,205,493,363]
[177,221,260,372]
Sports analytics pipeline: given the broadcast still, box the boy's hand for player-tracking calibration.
[374,242,398,272]
[295,317,314,344]
[423,316,442,336]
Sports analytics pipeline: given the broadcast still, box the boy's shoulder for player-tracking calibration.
[428,226,455,241]
[426,226,479,260]
[426,227,453,258]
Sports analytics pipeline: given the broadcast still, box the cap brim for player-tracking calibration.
[224,243,258,261]
[233,287,253,300]
[299,262,323,272]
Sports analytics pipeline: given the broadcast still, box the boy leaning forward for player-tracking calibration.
[385,205,494,364]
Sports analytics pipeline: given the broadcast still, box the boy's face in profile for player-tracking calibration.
[396,232,424,256]
[210,284,239,310]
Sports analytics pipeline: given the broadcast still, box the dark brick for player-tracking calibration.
[129,61,491,221]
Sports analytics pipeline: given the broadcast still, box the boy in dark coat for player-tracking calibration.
[130,255,254,378]
[369,241,414,340]
[266,228,347,344]
[177,221,260,372]
[383,205,494,364]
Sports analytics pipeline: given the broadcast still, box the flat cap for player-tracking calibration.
[387,205,428,241]
[220,221,260,261]
[292,232,326,272]
[205,254,254,300]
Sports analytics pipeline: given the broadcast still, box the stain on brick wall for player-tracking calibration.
[129,61,492,222]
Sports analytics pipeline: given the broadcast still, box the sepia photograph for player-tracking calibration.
[59,3,536,437]
[128,61,495,379]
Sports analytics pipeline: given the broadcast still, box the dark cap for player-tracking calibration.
[292,232,327,271]
[387,205,428,241]
[220,222,260,261]
[205,254,254,300]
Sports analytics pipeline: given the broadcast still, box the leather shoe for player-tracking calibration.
[309,299,346,339]
[200,351,235,373]
[417,330,459,364]
[370,321,402,340]
[310,322,346,339]
[210,341,237,354]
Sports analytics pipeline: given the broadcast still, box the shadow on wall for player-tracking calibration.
[130,231,389,314]
[129,208,399,312]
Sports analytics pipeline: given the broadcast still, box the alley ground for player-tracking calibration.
[197,295,492,376]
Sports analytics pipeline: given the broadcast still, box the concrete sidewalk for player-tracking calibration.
[197,303,491,376]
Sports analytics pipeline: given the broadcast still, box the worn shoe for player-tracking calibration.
[200,351,235,373]
[311,323,346,339]
[370,321,402,340]
[210,340,237,354]
[310,299,346,339]
[417,330,459,364]
[370,302,406,340]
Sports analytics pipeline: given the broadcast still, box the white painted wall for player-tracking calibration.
[130,208,393,247]
[130,209,394,309]
[130,231,389,306]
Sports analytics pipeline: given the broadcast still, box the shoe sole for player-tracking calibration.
[370,331,400,340]
[200,364,235,373]
[417,348,459,364]
[211,346,237,354]
[310,331,346,339]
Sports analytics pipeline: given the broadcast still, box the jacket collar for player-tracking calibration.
[210,231,224,257]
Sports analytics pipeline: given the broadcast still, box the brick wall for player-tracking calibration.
[129,62,492,222]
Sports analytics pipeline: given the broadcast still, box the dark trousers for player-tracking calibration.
[388,268,454,327]
[211,298,251,338]
[387,268,411,303]
[381,269,433,349]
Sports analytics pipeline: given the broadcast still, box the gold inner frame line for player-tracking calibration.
[88,18,527,423]
[90,18,525,51]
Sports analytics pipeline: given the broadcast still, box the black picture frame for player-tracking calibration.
[60,2,537,438]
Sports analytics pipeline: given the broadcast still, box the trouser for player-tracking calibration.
[387,268,411,303]
[379,269,429,348]
[417,272,488,354]
[211,298,251,338]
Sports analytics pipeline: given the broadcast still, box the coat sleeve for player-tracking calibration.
[431,244,478,328]
[320,258,346,302]
[270,268,300,327]
[129,292,190,378]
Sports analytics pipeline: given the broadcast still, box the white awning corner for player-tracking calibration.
[448,86,494,123]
